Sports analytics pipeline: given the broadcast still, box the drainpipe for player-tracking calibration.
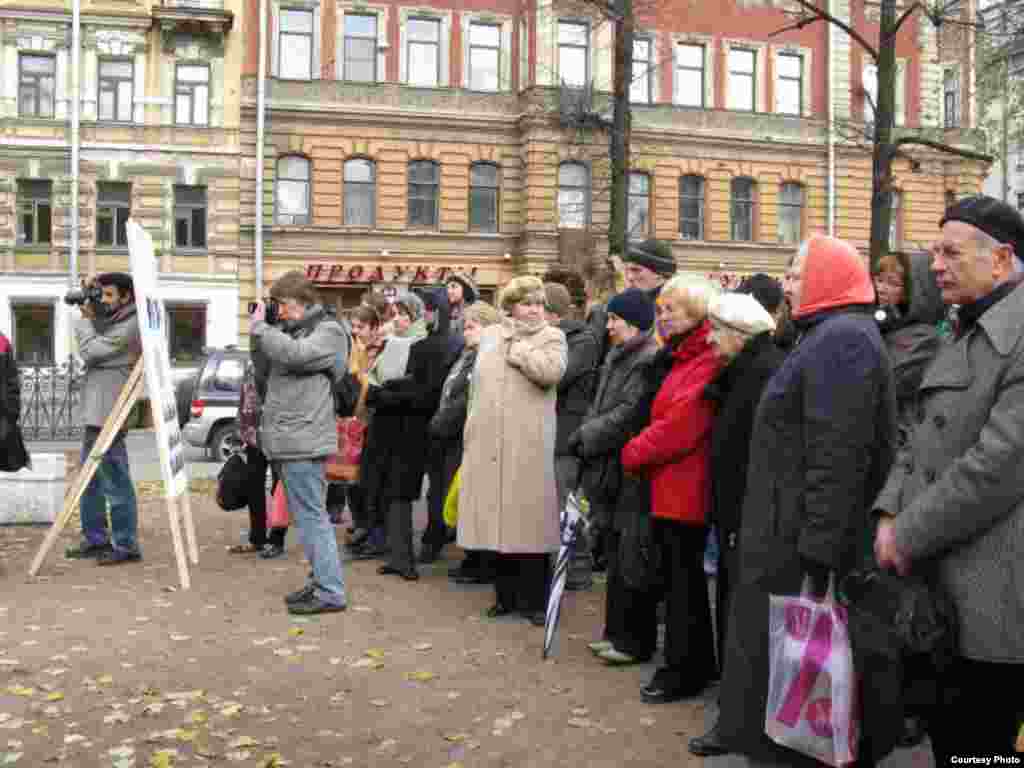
[69,0,81,287]
[254,0,268,297]
[826,0,836,236]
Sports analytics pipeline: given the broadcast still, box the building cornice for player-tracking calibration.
[0,8,153,27]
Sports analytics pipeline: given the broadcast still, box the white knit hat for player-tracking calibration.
[708,292,776,335]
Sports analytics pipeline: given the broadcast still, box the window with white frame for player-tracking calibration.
[469,22,501,91]
[470,163,500,233]
[407,17,441,87]
[18,54,55,118]
[280,8,315,80]
[778,182,804,244]
[17,180,52,246]
[776,52,802,115]
[176,64,210,125]
[679,175,704,240]
[344,13,377,82]
[12,302,55,364]
[728,48,756,111]
[731,177,756,241]
[99,59,134,122]
[944,68,960,128]
[558,21,589,87]
[558,162,589,228]
[627,172,651,240]
[631,38,652,104]
[97,182,131,248]
[408,160,440,228]
[276,156,310,224]
[174,185,207,250]
[343,158,375,227]
[676,43,704,107]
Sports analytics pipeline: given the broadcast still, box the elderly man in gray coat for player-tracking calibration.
[875,195,1024,765]
[251,271,350,615]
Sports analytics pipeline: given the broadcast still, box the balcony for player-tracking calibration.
[152,0,233,36]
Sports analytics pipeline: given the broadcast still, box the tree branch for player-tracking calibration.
[789,0,879,60]
[894,136,994,163]
[891,2,924,38]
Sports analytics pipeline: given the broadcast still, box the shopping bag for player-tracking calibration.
[765,576,859,767]
[216,452,249,511]
[443,466,461,528]
[325,417,366,483]
[269,482,289,528]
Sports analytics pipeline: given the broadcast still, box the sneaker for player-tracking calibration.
[284,584,316,605]
[96,549,142,566]
[260,544,286,559]
[588,640,614,655]
[65,542,112,559]
[599,648,639,665]
[287,596,347,616]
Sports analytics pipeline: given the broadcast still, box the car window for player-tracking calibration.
[214,358,245,392]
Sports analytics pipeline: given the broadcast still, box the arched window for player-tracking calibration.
[558,162,589,229]
[730,177,756,241]
[408,160,440,228]
[343,158,375,227]
[627,171,651,240]
[679,175,704,240]
[777,182,804,245]
[276,155,310,224]
[469,162,500,233]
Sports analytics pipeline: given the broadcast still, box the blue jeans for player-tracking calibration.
[80,427,139,554]
[278,459,346,607]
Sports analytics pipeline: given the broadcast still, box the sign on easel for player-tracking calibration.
[28,220,199,589]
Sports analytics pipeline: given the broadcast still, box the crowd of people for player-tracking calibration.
[42,192,1024,766]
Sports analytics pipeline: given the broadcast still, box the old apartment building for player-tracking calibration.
[240,0,986,314]
[0,0,243,364]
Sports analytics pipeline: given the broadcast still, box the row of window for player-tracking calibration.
[16,181,208,250]
[17,53,210,124]
[273,155,811,243]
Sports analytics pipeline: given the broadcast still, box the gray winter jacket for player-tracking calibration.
[875,281,1024,663]
[253,306,349,461]
[75,309,141,429]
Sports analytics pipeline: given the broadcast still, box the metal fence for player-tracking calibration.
[18,357,85,441]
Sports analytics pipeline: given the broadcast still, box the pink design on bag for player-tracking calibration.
[807,698,834,739]
[785,603,813,640]
[775,610,834,727]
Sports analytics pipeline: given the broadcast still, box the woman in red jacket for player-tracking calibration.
[622,274,721,704]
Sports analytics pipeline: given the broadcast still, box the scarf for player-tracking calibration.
[369,319,428,386]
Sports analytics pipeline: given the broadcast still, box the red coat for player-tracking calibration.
[621,321,718,525]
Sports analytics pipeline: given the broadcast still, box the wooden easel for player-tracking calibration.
[28,357,199,589]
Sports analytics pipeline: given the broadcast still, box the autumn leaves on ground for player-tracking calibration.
[0,495,709,768]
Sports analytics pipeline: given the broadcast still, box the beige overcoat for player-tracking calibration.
[458,318,567,554]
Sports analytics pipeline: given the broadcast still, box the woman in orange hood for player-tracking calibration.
[716,235,901,766]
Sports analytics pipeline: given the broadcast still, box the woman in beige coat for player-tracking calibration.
[458,276,568,625]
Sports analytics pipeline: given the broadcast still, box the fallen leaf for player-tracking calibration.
[364,648,385,659]
[187,711,207,725]
[295,645,320,653]
[328,658,342,666]
[262,755,283,768]
[272,649,297,658]
[571,707,589,717]
[142,703,165,716]
[0,753,22,766]
[376,739,397,751]
[219,704,243,718]
[412,642,433,651]
[104,712,131,725]
[229,736,259,750]
[169,635,190,642]
[97,675,114,685]
[348,658,382,670]
[63,734,86,745]
[225,751,252,762]
[443,734,469,743]
[369,699,388,708]
[287,628,304,638]
[509,711,525,721]
[45,693,64,702]
[149,750,177,768]
[567,718,592,728]
[5,687,33,697]
[406,671,436,683]
[165,691,204,702]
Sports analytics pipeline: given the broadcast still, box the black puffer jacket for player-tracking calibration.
[429,347,476,452]
[574,331,658,529]
[554,320,600,456]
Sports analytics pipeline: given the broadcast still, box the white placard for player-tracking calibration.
[126,220,189,497]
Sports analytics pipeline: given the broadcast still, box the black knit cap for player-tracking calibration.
[941,194,1024,259]
[607,288,655,332]
[737,273,784,314]
[623,239,677,278]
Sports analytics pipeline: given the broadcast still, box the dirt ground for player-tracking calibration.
[0,494,719,768]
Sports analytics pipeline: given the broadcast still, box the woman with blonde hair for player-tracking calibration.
[621,273,721,703]
[458,276,568,624]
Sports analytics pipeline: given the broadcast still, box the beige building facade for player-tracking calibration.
[0,0,244,364]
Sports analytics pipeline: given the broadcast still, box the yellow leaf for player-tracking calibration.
[46,692,64,702]
[172,729,196,742]
[406,671,436,683]
[364,648,385,659]
[188,710,207,725]
[262,753,282,768]
[97,675,114,685]
[219,704,243,718]
[229,736,259,749]
[287,628,304,637]
[5,687,34,697]
[150,750,175,768]
[443,733,469,743]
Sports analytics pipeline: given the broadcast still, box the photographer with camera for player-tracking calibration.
[65,273,144,566]
[250,271,349,615]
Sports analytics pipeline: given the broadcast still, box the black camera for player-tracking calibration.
[64,285,103,306]
[248,299,280,325]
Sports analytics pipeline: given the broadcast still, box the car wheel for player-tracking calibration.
[209,422,243,462]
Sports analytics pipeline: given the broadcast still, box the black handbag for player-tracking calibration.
[216,452,249,511]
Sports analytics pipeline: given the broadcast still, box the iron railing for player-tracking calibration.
[18,357,85,441]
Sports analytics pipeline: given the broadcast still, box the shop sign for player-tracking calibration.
[305,264,480,285]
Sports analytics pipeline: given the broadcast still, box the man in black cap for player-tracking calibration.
[874,194,1024,765]
[737,273,796,351]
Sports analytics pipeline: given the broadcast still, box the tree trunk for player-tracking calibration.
[608,0,633,258]
[869,0,897,270]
